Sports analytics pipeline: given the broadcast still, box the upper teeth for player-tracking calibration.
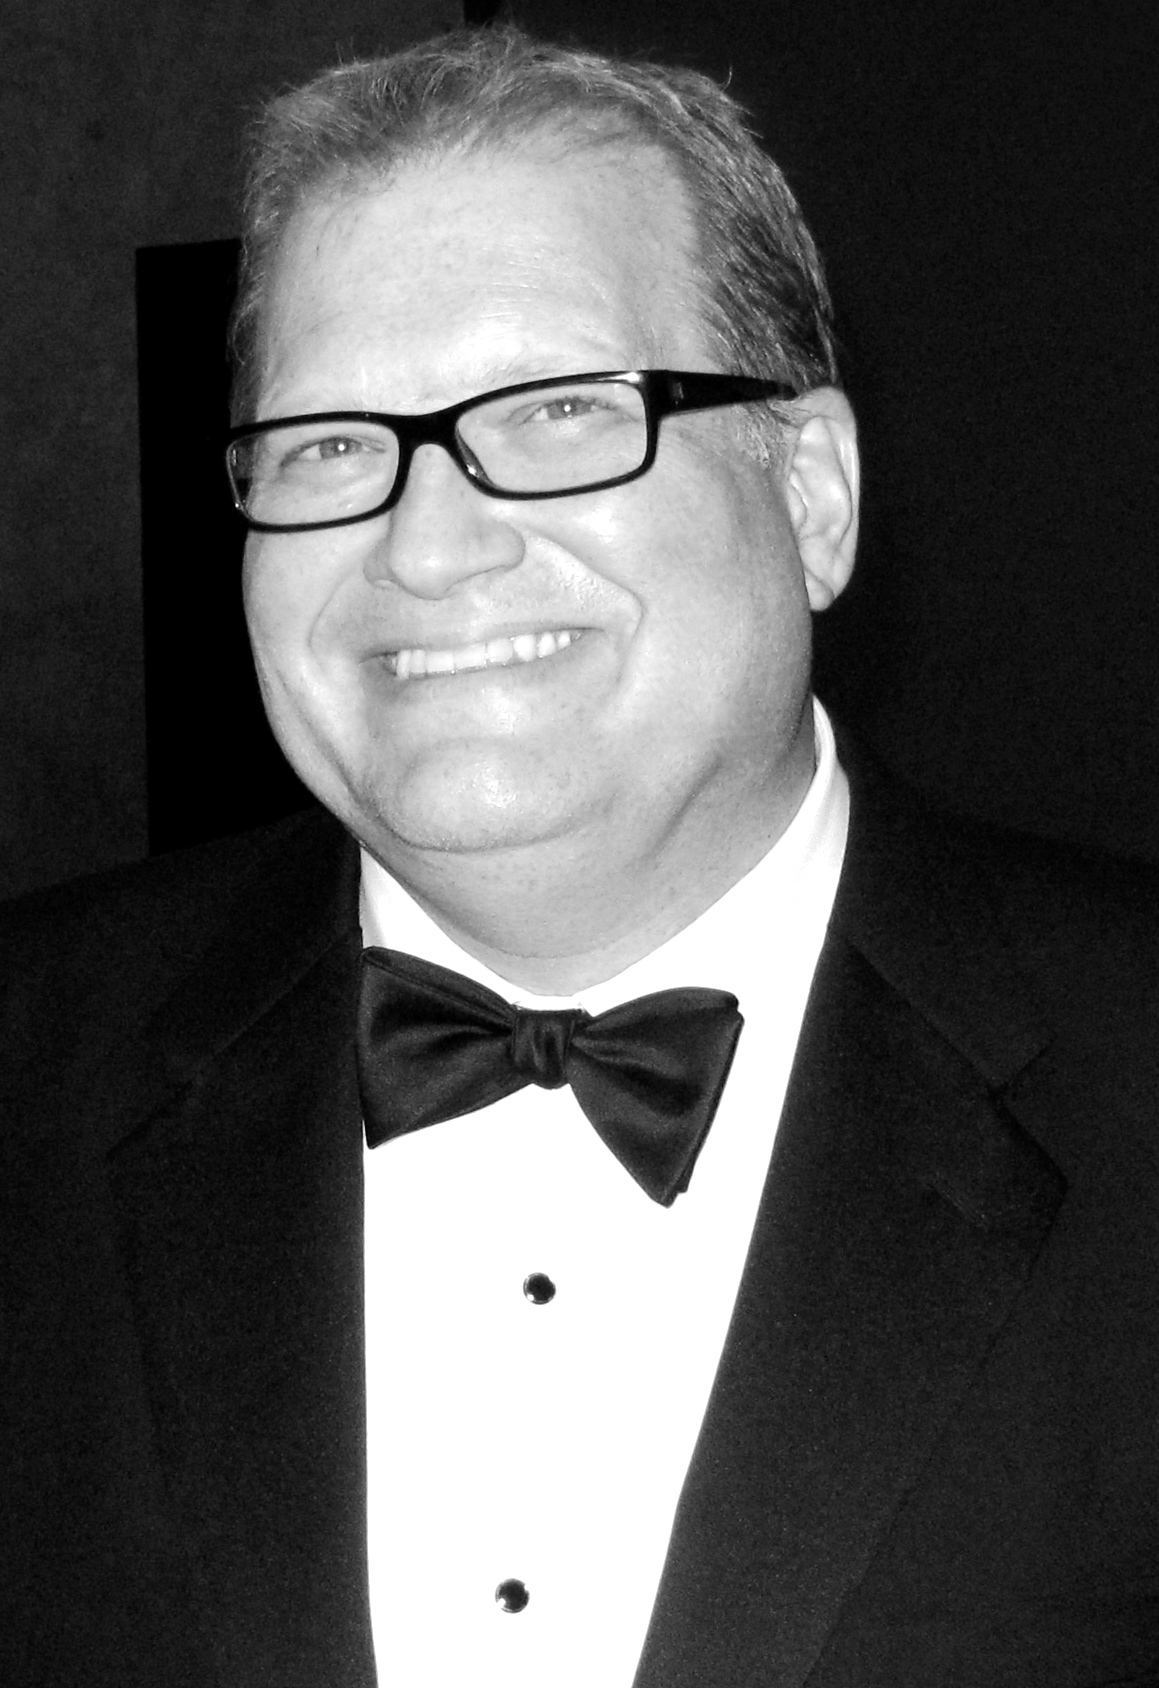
[391,629,577,679]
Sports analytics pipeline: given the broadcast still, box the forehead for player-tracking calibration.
[258,143,712,409]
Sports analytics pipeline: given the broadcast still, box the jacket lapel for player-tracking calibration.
[97,813,375,1687]
[635,749,1066,1688]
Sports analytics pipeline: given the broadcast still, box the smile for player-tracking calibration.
[387,629,580,680]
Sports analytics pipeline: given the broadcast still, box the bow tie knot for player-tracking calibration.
[510,1007,585,1088]
[357,948,744,1205]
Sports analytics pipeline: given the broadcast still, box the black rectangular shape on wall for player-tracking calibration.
[137,240,312,856]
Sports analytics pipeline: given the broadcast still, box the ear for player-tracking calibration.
[783,387,859,611]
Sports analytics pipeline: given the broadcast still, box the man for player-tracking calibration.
[2,26,1157,1688]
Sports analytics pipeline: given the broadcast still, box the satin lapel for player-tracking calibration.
[635,752,1066,1688]
[97,817,376,1687]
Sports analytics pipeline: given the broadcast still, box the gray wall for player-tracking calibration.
[0,0,459,899]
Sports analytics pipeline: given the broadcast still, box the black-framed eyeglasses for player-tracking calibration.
[224,368,797,534]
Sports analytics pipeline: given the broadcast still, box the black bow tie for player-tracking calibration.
[357,948,744,1206]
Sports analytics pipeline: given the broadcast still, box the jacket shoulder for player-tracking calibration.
[839,734,1159,972]
[831,738,1159,1184]
[0,805,354,1077]
[916,788,1158,979]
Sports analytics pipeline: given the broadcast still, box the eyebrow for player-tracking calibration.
[456,355,628,391]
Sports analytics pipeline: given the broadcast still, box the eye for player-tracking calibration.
[314,436,360,460]
[286,432,381,464]
[499,387,636,433]
[261,425,394,482]
[525,394,606,423]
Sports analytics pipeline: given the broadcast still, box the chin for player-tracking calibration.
[344,754,581,862]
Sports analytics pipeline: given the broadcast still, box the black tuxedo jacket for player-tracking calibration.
[2,744,1158,1687]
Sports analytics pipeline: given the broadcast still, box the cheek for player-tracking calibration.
[242,538,296,656]
[616,470,797,649]
[243,537,346,687]
[652,534,811,750]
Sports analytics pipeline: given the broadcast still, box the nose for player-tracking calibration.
[362,443,526,598]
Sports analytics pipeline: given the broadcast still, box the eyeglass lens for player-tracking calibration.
[228,379,650,527]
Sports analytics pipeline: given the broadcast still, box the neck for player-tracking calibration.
[366,750,816,996]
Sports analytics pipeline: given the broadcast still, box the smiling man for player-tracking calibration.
[239,135,854,988]
[3,26,1159,1688]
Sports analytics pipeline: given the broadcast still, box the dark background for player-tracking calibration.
[4,0,1157,896]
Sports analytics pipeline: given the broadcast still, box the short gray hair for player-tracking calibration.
[231,25,838,420]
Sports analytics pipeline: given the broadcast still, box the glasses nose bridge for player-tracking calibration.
[390,401,478,503]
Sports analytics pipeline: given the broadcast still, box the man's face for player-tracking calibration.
[244,144,841,890]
